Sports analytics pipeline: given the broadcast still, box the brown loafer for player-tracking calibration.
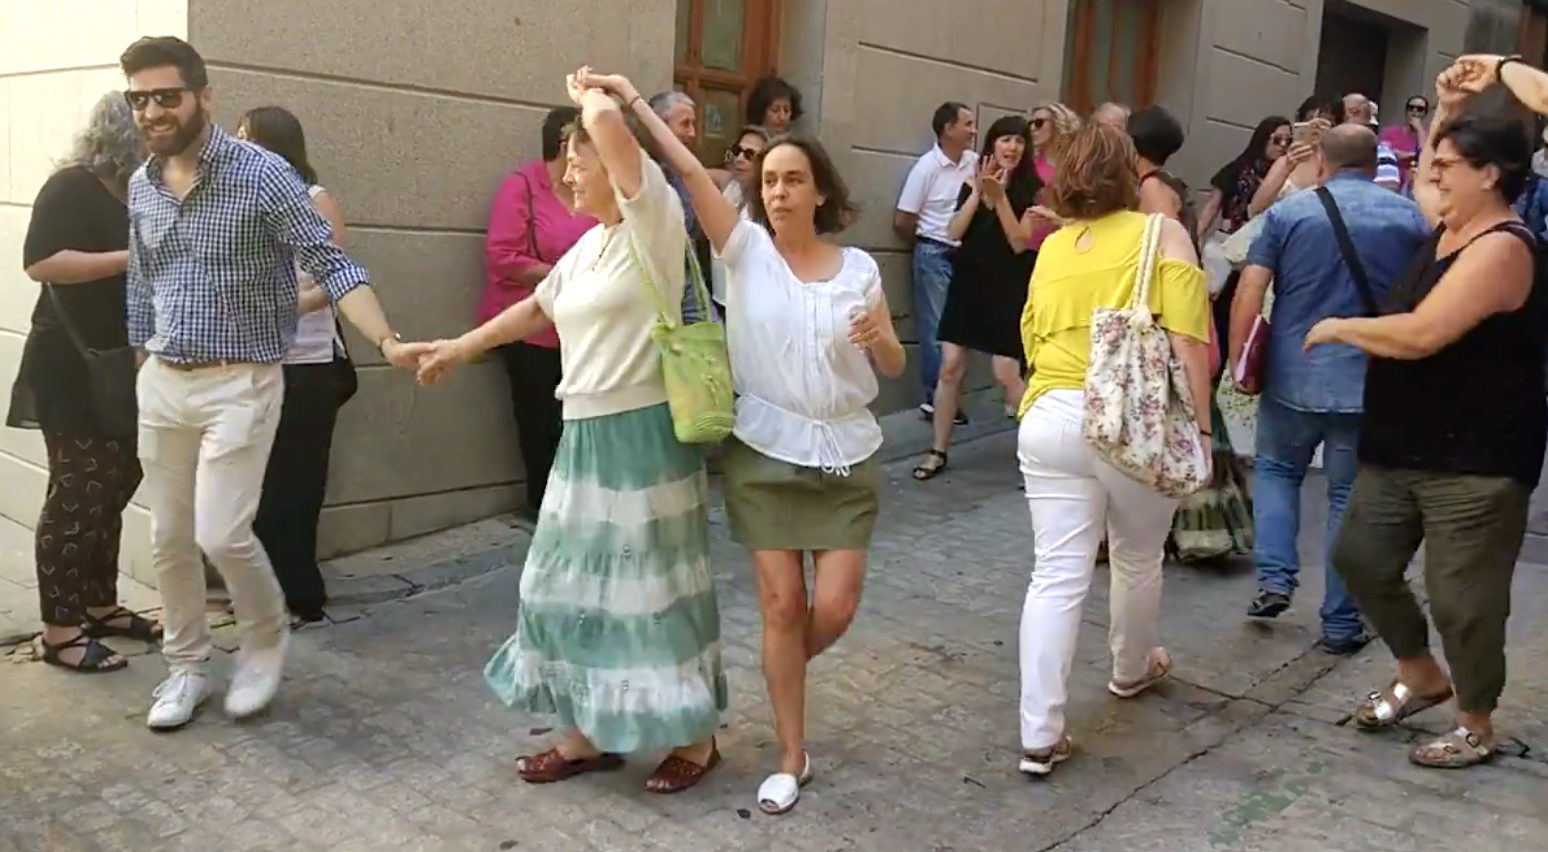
[515,747,625,784]
[644,744,721,794]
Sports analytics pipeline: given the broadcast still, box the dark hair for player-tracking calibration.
[1047,123,1138,220]
[1295,95,1345,125]
[932,102,970,137]
[1407,94,1431,110]
[745,135,860,235]
[119,36,208,90]
[745,76,804,126]
[1126,105,1185,166]
[980,115,1040,198]
[541,107,580,161]
[238,106,318,185]
[1434,108,1533,204]
[736,124,772,146]
[1234,115,1292,168]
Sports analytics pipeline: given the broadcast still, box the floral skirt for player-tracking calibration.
[483,403,728,753]
[1168,400,1254,562]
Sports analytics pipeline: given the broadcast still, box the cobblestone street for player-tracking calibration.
[3,432,1547,851]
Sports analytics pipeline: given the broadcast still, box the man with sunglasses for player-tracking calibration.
[1379,96,1429,192]
[117,36,431,732]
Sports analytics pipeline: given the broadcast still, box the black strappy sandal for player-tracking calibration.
[912,449,949,481]
[83,607,163,643]
[41,633,128,674]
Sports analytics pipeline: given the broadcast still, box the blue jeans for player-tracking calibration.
[911,240,953,401]
[1252,396,1365,641]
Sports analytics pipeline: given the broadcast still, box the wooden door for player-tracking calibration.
[1061,0,1161,116]
[675,0,781,166]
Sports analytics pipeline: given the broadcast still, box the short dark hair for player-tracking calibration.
[932,102,969,137]
[745,76,804,126]
[1435,107,1533,204]
[1126,105,1185,166]
[1047,123,1138,221]
[745,135,860,235]
[1295,94,1345,125]
[541,107,580,161]
[238,106,318,185]
[119,36,208,90]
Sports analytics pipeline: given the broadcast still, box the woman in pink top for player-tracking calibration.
[1378,94,1428,191]
[1021,102,1083,254]
[480,107,597,518]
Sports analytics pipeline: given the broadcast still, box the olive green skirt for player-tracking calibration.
[721,438,881,551]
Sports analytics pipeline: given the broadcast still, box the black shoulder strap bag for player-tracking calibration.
[1315,186,1381,316]
[44,284,139,436]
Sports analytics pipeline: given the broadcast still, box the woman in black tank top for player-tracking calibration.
[1299,103,1545,769]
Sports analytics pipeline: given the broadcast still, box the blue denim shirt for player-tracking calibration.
[1246,173,1431,413]
[1512,173,1548,242]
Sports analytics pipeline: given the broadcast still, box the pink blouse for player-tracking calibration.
[1027,155,1058,252]
[477,159,596,348]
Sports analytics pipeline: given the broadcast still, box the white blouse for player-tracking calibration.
[709,180,750,307]
[720,219,884,474]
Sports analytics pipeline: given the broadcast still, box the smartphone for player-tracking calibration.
[1290,121,1316,146]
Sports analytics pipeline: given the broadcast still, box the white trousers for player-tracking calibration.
[137,359,287,675]
[1017,390,1178,750]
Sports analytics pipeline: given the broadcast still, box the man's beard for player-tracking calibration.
[143,108,208,157]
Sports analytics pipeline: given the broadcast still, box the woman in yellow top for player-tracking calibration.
[1014,123,1213,776]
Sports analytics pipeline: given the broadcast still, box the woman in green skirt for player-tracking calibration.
[416,69,726,794]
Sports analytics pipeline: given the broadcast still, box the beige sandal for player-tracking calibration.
[1108,648,1172,698]
[1019,736,1073,777]
[1353,680,1453,731]
[1408,726,1494,769]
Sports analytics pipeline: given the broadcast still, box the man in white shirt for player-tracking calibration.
[894,102,977,419]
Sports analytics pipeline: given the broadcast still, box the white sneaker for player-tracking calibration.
[224,629,291,719]
[146,671,210,730]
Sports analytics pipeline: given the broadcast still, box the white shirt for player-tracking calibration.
[719,219,884,473]
[896,144,977,245]
[287,184,340,365]
[709,179,750,306]
[535,148,685,419]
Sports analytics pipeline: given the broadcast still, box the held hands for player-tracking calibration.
[846,297,895,352]
[414,337,475,385]
[575,67,640,105]
[380,337,435,371]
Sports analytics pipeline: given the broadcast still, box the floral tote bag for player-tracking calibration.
[1081,213,1210,497]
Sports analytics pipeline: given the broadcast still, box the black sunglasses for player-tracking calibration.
[1030,117,1048,129]
[727,145,759,161]
[123,88,189,111]
[1406,103,1428,113]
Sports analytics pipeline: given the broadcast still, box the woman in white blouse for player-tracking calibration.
[582,69,904,815]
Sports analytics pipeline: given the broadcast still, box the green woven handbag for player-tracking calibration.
[627,234,734,444]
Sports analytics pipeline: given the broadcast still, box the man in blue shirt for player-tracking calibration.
[120,36,429,731]
[1230,124,1431,654]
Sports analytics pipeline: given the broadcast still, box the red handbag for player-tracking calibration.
[1233,315,1270,395]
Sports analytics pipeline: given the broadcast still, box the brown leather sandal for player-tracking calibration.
[644,744,721,794]
[514,748,625,784]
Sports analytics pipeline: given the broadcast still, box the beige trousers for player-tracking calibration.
[137,358,286,675]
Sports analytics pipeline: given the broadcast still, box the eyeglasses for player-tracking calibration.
[728,145,759,161]
[123,88,188,111]
[1270,134,1291,146]
[1407,103,1428,114]
[1030,118,1048,129]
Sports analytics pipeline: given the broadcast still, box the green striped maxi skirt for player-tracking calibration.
[484,402,728,753]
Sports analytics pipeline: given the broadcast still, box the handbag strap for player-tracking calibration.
[515,172,542,263]
[1315,186,1380,316]
[1128,213,1165,314]
[44,284,95,356]
[626,231,712,328]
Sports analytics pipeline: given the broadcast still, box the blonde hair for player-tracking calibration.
[1030,101,1082,162]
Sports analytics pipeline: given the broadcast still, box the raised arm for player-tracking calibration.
[577,69,740,255]
[1248,154,1293,217]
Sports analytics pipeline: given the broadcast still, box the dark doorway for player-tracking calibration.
[1316,2,1389,103]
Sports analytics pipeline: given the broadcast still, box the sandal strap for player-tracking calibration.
[42,634,124,671]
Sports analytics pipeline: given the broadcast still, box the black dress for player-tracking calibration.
[936,181,1037,359]
[6,166,132,436]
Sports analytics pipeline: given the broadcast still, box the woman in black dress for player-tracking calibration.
[914,115,1039,480]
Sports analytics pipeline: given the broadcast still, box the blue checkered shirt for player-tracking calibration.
[126,124,369,363]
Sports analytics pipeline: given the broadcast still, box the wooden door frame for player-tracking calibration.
[1062,0,1160,116]
[674,0,782,92]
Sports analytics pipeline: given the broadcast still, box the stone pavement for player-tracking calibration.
[3,431,1547,852]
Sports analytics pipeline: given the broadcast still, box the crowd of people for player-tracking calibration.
[7,30,1548,816]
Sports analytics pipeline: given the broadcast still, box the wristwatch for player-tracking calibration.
[1496,55,1524,81]
[377,332,401,353]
